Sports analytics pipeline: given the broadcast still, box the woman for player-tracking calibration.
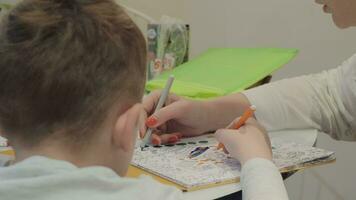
[141,0,356,199]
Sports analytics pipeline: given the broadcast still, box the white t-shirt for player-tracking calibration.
[0,156,183,200]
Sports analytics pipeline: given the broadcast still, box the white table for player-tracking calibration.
[183,129,318,200]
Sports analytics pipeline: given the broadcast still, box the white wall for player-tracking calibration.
[180,0,356,80]
[119,1,356,199]
[117,0,182,21]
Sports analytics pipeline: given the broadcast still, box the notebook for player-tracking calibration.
[146,48,298,99]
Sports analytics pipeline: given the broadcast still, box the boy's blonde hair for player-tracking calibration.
[0,0,146,147]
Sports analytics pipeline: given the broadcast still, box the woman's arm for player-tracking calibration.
[143,54,356,142]
[241,158,289,200]
[241,54,356,140]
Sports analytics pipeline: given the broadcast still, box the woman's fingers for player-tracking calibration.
[142,90,181,116]
[145,101,186,129]
[151,134,161,146]
[150,132,183,145]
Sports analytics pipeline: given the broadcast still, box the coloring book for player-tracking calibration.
[132,133,335,191]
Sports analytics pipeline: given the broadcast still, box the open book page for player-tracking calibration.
[272,142,334,169]
[133,134,241,188]
[132,130,334,189]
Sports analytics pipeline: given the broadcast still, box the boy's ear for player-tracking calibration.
[112,104,142,152]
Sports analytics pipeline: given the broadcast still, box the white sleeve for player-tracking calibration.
[241,158,288,200]
[243,54,356,141]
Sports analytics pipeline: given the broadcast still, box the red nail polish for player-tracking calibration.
[146,116,158,127]
[152,137,160,146]
[168,136,178,143]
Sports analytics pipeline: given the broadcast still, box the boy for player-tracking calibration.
[0,0,183,199]
[0,1,275,200]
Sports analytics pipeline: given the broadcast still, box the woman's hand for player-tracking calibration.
[141,91,213,145]
[141,90,252,145]
[215,118,272,165]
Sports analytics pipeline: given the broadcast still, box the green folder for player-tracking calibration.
[146,48,298,99]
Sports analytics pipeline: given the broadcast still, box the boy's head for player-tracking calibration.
[0,0,146,175]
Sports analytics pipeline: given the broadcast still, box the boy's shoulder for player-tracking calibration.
[0,156,183,200]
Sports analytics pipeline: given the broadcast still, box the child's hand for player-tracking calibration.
[214,118,272,165]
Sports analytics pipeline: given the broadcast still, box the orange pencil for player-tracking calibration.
[217,105,257,150]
